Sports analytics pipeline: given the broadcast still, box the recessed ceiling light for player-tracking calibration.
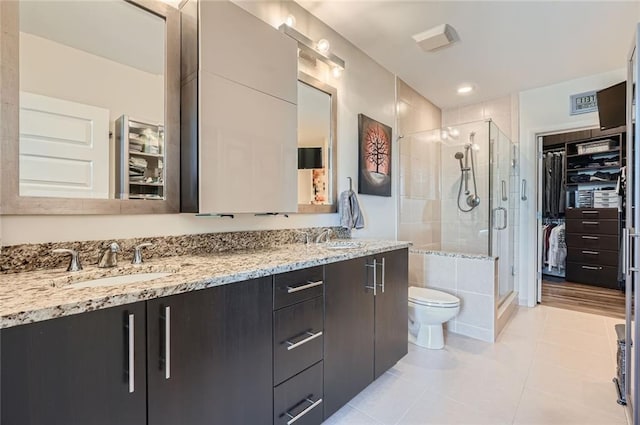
[317,39,331,54]
[457,85,474,95]
[284,14,296,28]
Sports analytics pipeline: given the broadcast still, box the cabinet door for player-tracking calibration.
[199,72,297,214]
[199,0,297,104]
[374,248,409,379]
[147,278,273,425]
[324,256,374,419]
[1,303,147,425]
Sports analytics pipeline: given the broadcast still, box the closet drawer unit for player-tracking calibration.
[274,361,323,425]
[567,247,619,267]
[273,297,324,385]
[274,266,324,309]
[566,219,619,235]
[566,233,619,251]
[566,262,619,289]
[566,208,618,220]
[593,191,618,201]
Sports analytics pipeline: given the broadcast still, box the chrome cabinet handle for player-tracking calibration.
[582,265,603,270]
[287,280,323,294]
[380,257,386,293]
[521,179,527,201]
[582,221,599,225]
[127,313,135,393]
[286,330,323,351]
[623,228,629,275]
[286,398,323,425]
[163,306,171,380]
[365,259,377,296]
[502,180,507,201]
[581,250,599,255]
[581,236,599,240]
[581,211,599,214]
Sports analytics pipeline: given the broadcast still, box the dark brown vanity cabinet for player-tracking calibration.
[147,277,273,425]
[1,278,273,425]
[323,248,409,420]
[1,302,148,425]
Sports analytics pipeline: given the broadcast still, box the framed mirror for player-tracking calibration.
[297,72,337,213]
[0,0,180,215]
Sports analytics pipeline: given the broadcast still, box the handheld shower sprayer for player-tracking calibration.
[455,133,480,212]
[454,152,464,171]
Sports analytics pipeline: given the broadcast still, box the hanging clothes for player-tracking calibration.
[543,151,565,218]
[547,223,567,271]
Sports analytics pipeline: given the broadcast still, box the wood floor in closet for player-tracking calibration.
[541,279,626,319]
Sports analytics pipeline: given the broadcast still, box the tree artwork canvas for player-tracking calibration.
[358,114,392,197]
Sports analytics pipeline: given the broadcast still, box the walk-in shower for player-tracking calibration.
[455,132,480,212]
[399,119,518,341]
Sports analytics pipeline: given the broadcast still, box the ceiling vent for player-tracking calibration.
[412,24,459,52]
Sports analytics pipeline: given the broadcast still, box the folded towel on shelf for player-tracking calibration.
[339,189,364,230]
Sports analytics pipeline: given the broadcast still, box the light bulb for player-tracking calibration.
[284,14,296,27]
[331,66,342,78]
[317,39,330,54]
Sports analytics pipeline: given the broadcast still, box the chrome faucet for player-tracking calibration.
[315,228,333,244]
[131,242,153,265]
[98,242,121,268]
[52,248,83,272]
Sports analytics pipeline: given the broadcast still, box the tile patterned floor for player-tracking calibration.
[323,305,629,425]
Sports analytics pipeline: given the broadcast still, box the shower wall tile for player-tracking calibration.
[456,291,494,330]
[409,252,425,286]
[457,257,495,295]
[452,322,494,343]
[424,254,457,290]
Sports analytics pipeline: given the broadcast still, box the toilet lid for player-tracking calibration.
[409,286,459,307]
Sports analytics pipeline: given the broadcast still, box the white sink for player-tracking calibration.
[324,241,365,250]
[65,272,173,289]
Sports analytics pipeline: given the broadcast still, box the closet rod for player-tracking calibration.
[543,147,566,153]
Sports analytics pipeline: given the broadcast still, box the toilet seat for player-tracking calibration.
[409,286,460,308]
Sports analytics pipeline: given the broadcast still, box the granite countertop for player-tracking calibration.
[409,247,496,261]
[0,240,410,329]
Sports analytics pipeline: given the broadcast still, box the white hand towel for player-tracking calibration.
[339,190,365,229]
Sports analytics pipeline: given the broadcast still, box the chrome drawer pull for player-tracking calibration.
[582,221,599,225]
[582,265,603,270]
[163,306,171,380]
[581,236,599,240]
[286,331,323,351]
[582,211,599,214]
[286,398,323,425]
[128,313,135,393]
[287,280,323,294]
[582,250,599,255]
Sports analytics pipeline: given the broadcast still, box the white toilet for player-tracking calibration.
[408,286,460,349]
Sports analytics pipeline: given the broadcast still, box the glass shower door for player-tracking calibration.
[489,121,516,305]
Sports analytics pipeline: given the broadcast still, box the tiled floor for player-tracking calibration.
[323,305,629,425]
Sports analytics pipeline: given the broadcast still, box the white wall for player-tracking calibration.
[1,0,399,246]
[518,68,626,306]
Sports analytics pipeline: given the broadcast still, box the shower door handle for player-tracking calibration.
[501,180,508,201]
[521,179,528,201]
[493,207,507,230]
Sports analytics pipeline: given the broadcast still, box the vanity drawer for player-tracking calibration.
[274,266,324,309]
[566,219,619,235]
[566,233,619,251]
[566,262,619,289]
[567,247,619,267]
[274,296,324,385]
[566,208,618,220]
[274,362,323,425]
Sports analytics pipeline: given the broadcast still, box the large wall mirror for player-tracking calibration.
[0,0,180,214]
[297,72,337,213]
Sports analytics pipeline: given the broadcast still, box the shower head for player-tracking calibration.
[454,152,464,171]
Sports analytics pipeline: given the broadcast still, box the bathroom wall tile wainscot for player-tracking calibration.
[410,248,499,342]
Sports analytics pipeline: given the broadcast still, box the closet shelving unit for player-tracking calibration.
[115,115,165,200]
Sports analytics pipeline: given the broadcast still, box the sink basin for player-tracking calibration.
[64,272,173,289]
[324,241,365,250]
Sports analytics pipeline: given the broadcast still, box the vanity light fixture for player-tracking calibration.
[279,24,345,77]
[284,14,296,28]
[316,38,330,54]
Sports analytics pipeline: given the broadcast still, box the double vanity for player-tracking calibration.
[0,241,409,425]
